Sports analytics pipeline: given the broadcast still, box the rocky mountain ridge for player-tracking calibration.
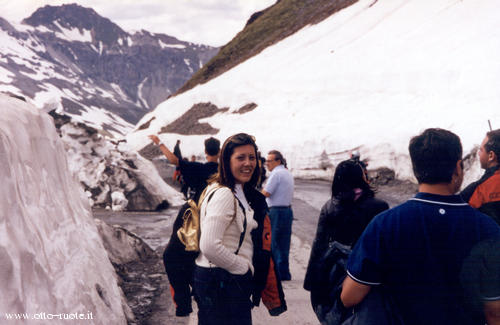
[0,3,218,136]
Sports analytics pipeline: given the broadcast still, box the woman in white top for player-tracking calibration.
[193,133,261,325]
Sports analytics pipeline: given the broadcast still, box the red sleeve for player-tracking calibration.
[260,215,287,314]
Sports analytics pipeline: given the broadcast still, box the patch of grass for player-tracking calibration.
[175,0,358,95]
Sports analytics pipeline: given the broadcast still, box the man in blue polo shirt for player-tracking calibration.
[341,128,500,325]
[262,150,294,281]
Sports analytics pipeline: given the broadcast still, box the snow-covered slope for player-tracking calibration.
[0,94,129,324]
[128,0,499,183]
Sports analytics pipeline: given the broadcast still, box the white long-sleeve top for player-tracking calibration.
[195,183,258,274]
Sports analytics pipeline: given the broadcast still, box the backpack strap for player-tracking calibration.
[197,184,223,208]
[234,198,247,255]
[202,184,247,255]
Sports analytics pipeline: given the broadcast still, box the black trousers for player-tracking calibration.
[193,266,253,325]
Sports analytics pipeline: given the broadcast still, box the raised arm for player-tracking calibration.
[149,135,179,166]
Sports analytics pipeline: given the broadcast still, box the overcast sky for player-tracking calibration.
[0,0,276,46]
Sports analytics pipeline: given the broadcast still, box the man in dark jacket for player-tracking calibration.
[461,129,500,225]
[173,139,182,160]
[150,135,220,201]
[149,134,220,316]
[341,128,500,325]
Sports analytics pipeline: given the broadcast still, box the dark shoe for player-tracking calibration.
[175,304,192,317]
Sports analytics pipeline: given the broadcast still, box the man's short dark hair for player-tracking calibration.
[485,129,500,160]
[409,128,462,184]
[204,137,220,156]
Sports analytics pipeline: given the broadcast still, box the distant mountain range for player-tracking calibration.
[0,4,218,136]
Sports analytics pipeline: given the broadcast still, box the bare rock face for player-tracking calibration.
[138,101,258,136]
[160,102,229,135]
[49,110,184,211]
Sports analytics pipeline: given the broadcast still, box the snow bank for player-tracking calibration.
[53,112,184,211]
[128,0,500,185]
[0,94,130,324]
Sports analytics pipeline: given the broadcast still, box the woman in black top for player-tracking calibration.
[303,159,389,322]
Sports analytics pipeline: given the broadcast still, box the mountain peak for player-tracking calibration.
[1,3,218,133]
[22,3,127,45]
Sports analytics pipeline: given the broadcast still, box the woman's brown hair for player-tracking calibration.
[210,133,260,191]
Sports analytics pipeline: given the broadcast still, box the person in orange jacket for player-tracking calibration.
[461,129,500,225]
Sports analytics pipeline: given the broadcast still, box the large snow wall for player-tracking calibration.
[0,94,129,324]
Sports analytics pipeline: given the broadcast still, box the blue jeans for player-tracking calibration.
[269,206,293,280]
